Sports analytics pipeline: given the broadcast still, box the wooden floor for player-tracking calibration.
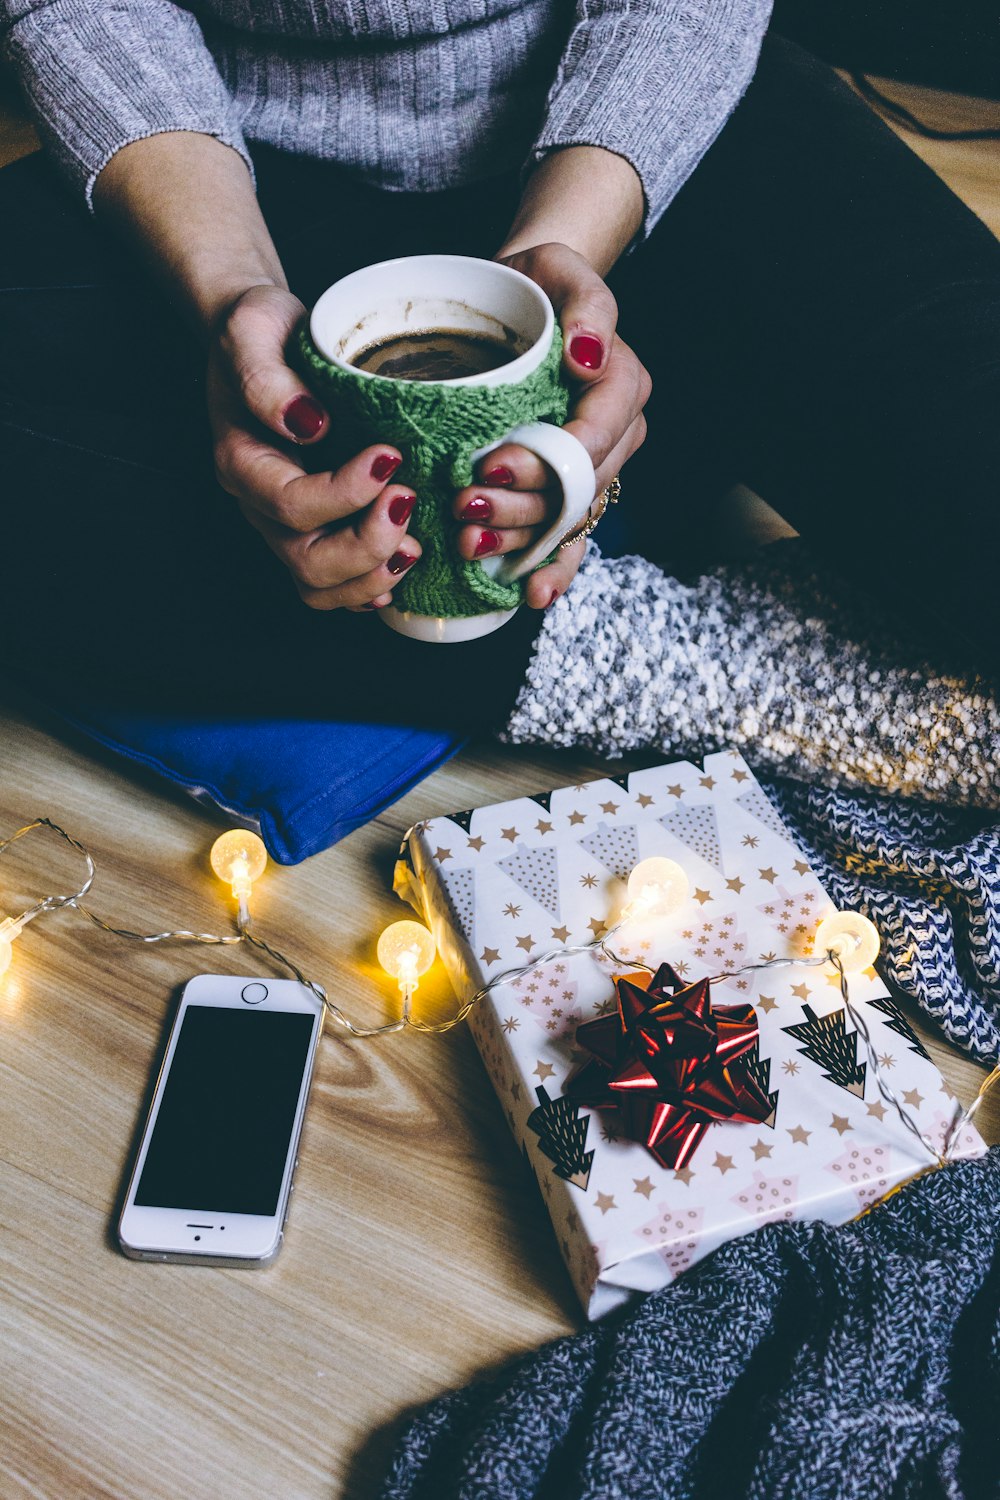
[2,78,999,1500]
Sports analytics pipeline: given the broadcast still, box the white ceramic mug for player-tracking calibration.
[307,255,595,642]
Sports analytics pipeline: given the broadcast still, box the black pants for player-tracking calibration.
[2,35,998,732]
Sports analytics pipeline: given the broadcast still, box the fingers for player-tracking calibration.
[500,243,618,384]
[217,284,331,445]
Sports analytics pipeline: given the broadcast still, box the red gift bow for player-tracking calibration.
[566,963,772,1169]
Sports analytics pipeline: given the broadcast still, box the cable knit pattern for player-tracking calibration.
[504,542,1000,808]
[0,0,771,226]
[379,1148,1000,1500]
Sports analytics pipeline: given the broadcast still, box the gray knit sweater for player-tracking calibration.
[1,0,771,225]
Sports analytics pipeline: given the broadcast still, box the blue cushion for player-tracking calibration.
[49,704,463,864]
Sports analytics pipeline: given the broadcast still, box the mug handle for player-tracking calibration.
[470,423,596,586]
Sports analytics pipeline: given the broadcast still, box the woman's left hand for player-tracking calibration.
[453,242,651,608]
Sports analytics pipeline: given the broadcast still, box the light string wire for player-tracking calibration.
[1,818,994,1162]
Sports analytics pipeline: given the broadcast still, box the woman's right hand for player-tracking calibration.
[208,284,422,611]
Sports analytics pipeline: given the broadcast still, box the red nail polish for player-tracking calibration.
[474,529,502,558]
[461,496,492,521]
[388,493,416,525]
[283,394,326,440]
[387,551,417,575]
[371,453,402,482]
[569,334,604,370]
[362,600,387,610]
[483,465,514,487]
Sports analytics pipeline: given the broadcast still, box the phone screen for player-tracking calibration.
[135,1005,317,1217]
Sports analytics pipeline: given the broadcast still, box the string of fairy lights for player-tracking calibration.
[1,818,996,1169]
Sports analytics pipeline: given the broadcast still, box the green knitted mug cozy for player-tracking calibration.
[298,326,570,617]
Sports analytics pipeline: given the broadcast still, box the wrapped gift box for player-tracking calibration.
[394,749,985,1318]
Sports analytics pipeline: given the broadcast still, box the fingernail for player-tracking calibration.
[387,550,417,575]
[547,588,560,607]
[483,465,514,487]
[474,528,502,558]
[283,394,326,440]
[371,453,402,482]
[388,493,416,526]
[569,334,604,370]
[363,600,387,610]
[461,496,492,521]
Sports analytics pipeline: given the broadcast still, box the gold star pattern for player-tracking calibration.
[726,876,746,894]
[503,903,522,917]
[757,994,778,1015]
[535,819,553,835]
[787,1124,812,1145]
[594,1192,617,1215]
[580,873,598,888]
[667,784,684,799]
[693,888,713,905]
[480,946,500,965]
[742,834,760,848]
[534,1061,555,1082]
[600,800,620,814]
[588,917,608,939]
[758,867,778,884]
[633,1177,655,1199]
[501,826,519,842]
[568,809,586,826]
[903,1088,924,1109]
[867,1100,887,1122]
[551,925,571,942]
[791,982,811,1001]
[878,1053,896,1070]
[635,792,655,808]
[467,835,485,852]
[751,1139,773,1161]
[782,1058,800,1076]
[713,1152,735,1174]
[515,934,535,952]
[699,775,717,790]
[434,847,452,862]
[731,768,749,783]
[501,1016,520,1034]
[793,859,811,876]
[674,1166,695,1186]
[830,1113,853,1136]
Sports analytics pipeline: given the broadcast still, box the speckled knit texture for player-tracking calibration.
[504,541,999,808]
[300,327,569,617]
[378,1148,1000,1500]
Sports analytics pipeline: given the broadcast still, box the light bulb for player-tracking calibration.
[815,911,880,973]
[377,921,437,993]
[625,857,690,919]
[210,830,268,903]
[0,915,23,977]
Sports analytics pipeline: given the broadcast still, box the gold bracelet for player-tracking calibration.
[557,473,622,550]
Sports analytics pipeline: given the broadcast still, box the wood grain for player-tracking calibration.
[2,78,998,1500]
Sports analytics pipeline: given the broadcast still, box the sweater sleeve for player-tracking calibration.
[0,0,253,208]
[530,0,772,234]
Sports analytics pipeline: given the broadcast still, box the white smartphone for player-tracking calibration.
[118,973,324,1267]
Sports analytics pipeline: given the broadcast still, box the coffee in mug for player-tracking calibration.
[350,328,520,382]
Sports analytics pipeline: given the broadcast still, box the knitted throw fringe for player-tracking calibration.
[299,327,569,617]
[503,541,1000,1060]
[377,1148,1000,1500]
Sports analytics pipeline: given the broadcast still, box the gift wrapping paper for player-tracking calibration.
[394,749,985,1318]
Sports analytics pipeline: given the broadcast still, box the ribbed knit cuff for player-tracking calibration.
[2,0,254,208]
[529,0,772,235]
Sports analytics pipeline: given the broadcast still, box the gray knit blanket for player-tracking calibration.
[378,1148,1000,1499]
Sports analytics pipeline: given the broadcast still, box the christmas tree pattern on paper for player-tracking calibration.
[445,808,476,834]
[685,911,750,986]
[578,821,640,883]
[660,805,724,875]
[756,887,824,951]
[526,1086,594,1190]
[782,1004,867,1098]
[498,843,561,917]
[743,1039,779,1127]
[827,1142,891,1214]
[634,1204,706,1278]
[731,1170,798,1226]
[868,995,930,1060]
[735,786,792,842]
[508,965,582,1034]
[437,865,475,948]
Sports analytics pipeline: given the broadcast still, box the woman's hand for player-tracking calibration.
[208,284,422,611]
[454,242,650,608]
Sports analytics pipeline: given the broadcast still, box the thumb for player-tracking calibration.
[219,285,330,443]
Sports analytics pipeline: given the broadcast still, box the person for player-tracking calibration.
[0,2,997,803]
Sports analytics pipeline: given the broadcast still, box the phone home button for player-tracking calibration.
[241,982,269,1005]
